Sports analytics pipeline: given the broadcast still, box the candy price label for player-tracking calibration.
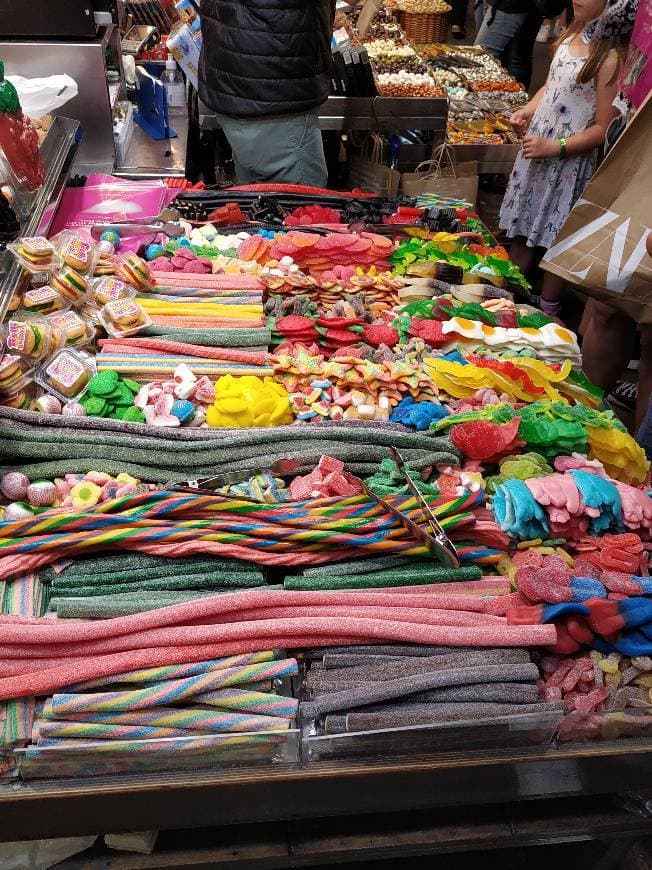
[6,321,27,351]
[46,352,85,389]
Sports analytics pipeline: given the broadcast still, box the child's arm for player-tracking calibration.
[522,53,620,160]
[510,85,546,135]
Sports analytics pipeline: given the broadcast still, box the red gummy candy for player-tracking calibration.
[277,315,317,333]
[362,323,399,348]
[573,686,609,713]
[408,318,446,345]
[450,417,524,463]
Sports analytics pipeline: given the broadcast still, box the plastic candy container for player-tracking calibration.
[115,253,154,291]
[4,318,62,361]
[35,349,95,402]
[99,298,151,337]
[8,237,60,274]
[91,276,137,306]
[21,285,64,315]
[51,267,91,307]
[52,231,99,276]
[46,310,95,348]
[0,353,33,396]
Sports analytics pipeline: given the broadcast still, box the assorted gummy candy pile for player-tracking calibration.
[1,192,651,776]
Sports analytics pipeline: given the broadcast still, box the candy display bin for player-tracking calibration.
[301,712,562,763]
[15,728,301,783]
[556,711,652,745]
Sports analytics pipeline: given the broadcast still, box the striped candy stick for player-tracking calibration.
[65,651,277,691]
[49,659,299,715]
[41,705,293,732]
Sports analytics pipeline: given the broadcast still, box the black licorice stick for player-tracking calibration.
[321,649,516,669]
[408,683,540,705]
[300,663,541,717]
[345,703,565,732]
[316,649,530,681]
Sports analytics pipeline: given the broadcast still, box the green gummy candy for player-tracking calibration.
[123,378,141,394]
[114,386,136,407]
[84,397,109,417]
[88,370,119,397]
[122,406,146,423]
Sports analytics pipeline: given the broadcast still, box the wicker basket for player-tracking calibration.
[397,10,450,43]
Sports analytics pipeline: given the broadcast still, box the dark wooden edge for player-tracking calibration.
[2,741,652,841]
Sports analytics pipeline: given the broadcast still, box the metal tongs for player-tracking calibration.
[91,208,185,239]
[167,459,303,497]
[361,448,460,568]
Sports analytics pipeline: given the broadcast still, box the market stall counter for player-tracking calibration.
[0,98,650,855]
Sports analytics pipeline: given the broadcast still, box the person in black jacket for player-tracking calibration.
[199,0,334,187]
[475,0,543,89]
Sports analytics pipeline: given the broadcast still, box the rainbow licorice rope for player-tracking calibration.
[0,490,504,579]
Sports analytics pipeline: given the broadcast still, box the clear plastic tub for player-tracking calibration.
[35,347,95,402]
[99,298,152,337]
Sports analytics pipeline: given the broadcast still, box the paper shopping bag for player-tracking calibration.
[542,92,652,323]
[402,144,479,206]
[348,133,401,197]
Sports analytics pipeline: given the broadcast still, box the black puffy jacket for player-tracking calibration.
[199,0,335,119]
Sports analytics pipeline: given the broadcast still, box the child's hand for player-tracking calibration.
[522,136,560,160]
[510,107,533,134]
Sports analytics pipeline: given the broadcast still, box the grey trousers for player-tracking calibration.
[216,111,328,187]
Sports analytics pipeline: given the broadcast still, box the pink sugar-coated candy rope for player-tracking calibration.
[379,581,510,596]
[149,316,263,328]
[0,539,403,580]
[0,636,368,699]
[0,616,557,662]
[98,339,268,365]
[0,589,492,643]
[151,273,262,287]
[201,605,506,626]
[484,593,530,616]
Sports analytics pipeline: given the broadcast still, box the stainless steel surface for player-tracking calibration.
[91,219,184,237]
[199,97,448,133]
[114,114,188,179]
[0,117,81,323]
[0,30,115,174]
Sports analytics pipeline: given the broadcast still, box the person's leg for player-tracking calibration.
[475,8,528,63]
[508,236,537,276]
[216,112,327,186]
[539,272,565,316]
[506,9,543,89]
[581,299,636,395]
[451,0,468,35]
[636,325,652,432]
[474,0,487,32]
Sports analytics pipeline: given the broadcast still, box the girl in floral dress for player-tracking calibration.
[499,0,638,316]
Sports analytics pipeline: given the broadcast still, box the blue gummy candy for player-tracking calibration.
[145,243,166,261]
[170,399,195,423]
[178,238,192,247]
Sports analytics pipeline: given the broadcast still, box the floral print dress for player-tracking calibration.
[500,39,598,250]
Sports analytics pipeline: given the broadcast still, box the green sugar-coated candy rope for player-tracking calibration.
[141,326,271,347]
[51,566,263,587]
[285,565,481,591]
[302,555,422,578]
[49,575,266,597]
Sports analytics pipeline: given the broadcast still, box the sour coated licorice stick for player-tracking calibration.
[300,663,542,716]
[66,652,276,690]
[0,589,492,644]
[43,691,298,720]
[39,709,291,736]
[0,616,557,660]
[49,660,299,715]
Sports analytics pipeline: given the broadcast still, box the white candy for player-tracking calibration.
[174,364,196,384]
[174,380,196,400]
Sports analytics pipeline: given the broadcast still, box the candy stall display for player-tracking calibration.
[0,174,649,795]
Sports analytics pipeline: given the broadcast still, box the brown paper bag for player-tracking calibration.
[348,133,401,197]
[401,144,479,206]
[542,92,652,324]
